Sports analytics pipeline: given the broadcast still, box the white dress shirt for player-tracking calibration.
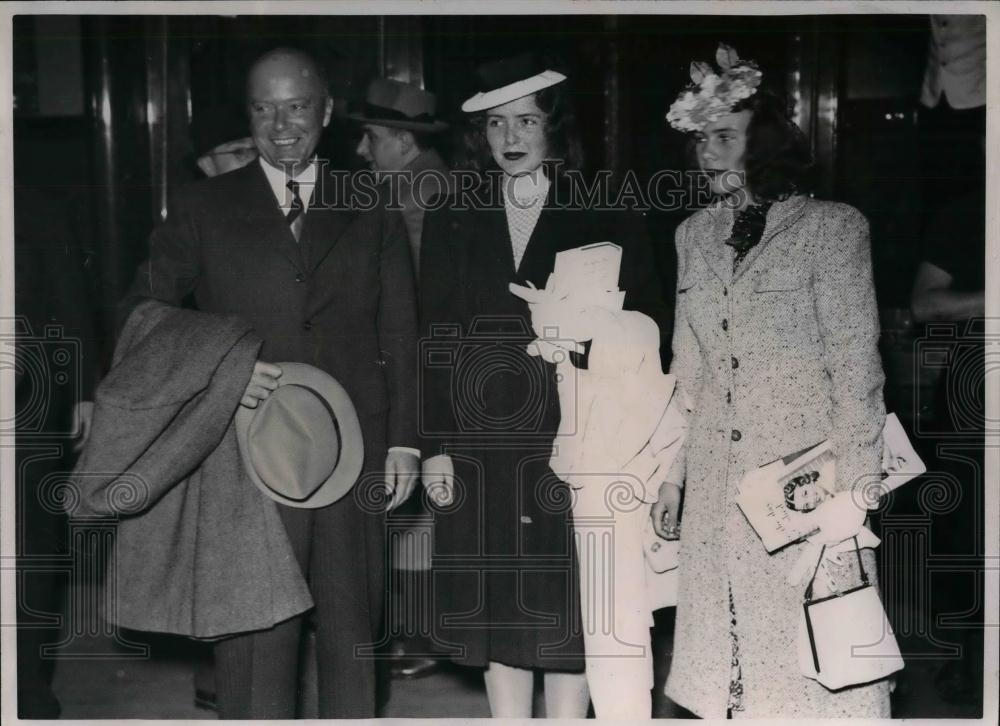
[259,157,318,211]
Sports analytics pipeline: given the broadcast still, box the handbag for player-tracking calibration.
[797,537,904,690]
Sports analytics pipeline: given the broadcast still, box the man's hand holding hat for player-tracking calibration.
[241,361,282,409]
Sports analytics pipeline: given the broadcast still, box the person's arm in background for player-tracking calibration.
[196,137,258,178]
[911,189,985,324]
[911,261,984,323]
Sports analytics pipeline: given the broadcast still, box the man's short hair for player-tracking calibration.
[245,46,331,102]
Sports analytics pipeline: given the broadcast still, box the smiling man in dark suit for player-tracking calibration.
[122,47,420,719]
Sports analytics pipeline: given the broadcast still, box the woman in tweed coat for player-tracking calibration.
[651,48,892,718]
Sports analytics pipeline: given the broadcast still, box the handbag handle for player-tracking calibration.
[804,536,868,602]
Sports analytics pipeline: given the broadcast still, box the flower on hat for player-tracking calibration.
[666,43,762,133]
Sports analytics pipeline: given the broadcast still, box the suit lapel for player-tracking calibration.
[731,195,808,283]
[300,170,357,273]
[244,163,307,273]
[696,204,735,284]
[515,200,559,284]
[484,202,516,279]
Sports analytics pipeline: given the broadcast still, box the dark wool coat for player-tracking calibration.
[419,179,669,670]
[71,300,314,638]
[664,195,891,718]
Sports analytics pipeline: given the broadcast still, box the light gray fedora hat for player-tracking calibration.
[235,362,364,509]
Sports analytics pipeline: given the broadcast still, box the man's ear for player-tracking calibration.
[322,95,334,127]
[397,129,416,154]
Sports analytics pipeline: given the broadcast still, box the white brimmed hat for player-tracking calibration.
[235,362,364,509]
[461,52,567,113]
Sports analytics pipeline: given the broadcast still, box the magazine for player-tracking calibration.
[736,414,925,553]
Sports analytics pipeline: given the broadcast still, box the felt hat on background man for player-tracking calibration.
[235,362,364,509]
[461,51,567,113]
[346,78,449,132]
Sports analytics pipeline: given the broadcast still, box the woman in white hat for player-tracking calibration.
[652,44,892,718]
[420,52,668,718]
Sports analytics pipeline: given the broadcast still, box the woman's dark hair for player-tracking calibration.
[455,81,584,174]
[732,89,814,201]
[685,89,814,202]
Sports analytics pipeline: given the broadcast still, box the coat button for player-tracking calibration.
[731,429,742,442]
[295,273,305,283]
[722,319,728,331]
[731,356,739,369]
[303,321,313,331]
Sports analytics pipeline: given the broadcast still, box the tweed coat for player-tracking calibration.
[72,301,315,638]
[663,195,892,718]
[420,180,668,670]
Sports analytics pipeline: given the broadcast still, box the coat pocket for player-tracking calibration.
[752,268,805,293]
[676,270,700,295]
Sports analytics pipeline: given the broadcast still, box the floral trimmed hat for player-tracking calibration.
[666,43,762,133]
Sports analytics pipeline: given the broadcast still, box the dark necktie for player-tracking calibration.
[286,179,305,241]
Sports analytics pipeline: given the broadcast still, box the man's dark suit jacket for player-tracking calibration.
[123,160,419,451]
[119,160,419,717]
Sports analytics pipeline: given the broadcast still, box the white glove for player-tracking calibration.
[801,490,867,546]
[421,454,455,506]
[786,525,881,588]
